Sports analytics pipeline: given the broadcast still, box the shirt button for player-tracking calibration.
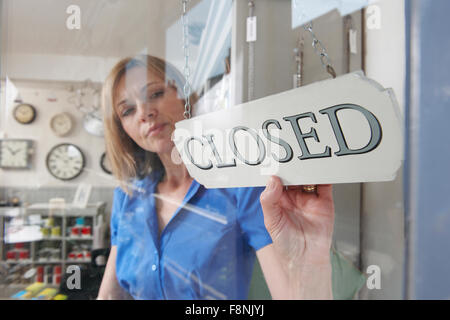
[151,264,157,271]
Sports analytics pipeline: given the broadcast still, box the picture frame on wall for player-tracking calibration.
[72,183,92,208]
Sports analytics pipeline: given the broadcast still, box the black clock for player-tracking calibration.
[100,152,112,174]
[46,143,85,180]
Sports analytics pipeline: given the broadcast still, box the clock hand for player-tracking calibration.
[7,147,18,155]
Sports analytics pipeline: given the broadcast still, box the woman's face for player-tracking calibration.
[114,66,185,155]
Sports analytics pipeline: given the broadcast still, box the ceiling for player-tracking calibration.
[2,0,202,58]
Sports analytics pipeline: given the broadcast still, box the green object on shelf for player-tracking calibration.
[330,247,366,300]
[41,227,50,237]
[46,218,55,227]
[247,247,366,300]
[248,258,271,300]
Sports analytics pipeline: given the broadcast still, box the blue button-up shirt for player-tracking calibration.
[110,170,272,300]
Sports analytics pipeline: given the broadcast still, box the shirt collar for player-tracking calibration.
[134,169,201,198]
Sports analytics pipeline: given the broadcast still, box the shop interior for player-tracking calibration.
[1,0,448,300]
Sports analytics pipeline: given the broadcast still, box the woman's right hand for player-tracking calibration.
[259,176,335,299]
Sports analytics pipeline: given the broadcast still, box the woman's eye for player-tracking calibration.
[121,106,135,117]
[147,90,164,101]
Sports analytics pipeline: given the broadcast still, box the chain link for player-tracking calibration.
[303,22,336,79]
[293,34,304,88]
[247,0,255,102]
[182,0,191,119]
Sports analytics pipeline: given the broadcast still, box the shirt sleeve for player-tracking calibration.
[236,186,273,251]
[110,187,126,246]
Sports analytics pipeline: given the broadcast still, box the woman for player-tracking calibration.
[97,54,335,300]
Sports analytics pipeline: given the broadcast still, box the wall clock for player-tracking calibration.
[50,112,73,137]
[46,143,85,180]
[100,152,112,174]
[82,111,104,137]
[0,139,34,169]
[13,104,37,124]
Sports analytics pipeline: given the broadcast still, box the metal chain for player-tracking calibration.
[303,22,337,79]
[293,34,304,88]
[182,0,191,119]
[344,15,353,74]
[247,0,255,102]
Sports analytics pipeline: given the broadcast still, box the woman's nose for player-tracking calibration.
[137,101,158,122]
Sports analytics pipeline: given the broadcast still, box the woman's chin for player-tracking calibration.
[149,140,175,155]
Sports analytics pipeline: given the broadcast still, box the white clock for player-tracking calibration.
[82,111,104,137]
[0,139,33,169]
[46,143,85,180]
[50,112,73,137]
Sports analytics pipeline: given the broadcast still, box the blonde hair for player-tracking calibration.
[101,54,195,196]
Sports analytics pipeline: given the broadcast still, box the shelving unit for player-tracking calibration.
[0,202,106,286]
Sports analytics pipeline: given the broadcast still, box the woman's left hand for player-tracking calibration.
[259,176,335,273]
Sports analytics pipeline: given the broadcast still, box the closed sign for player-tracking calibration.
[173,72,403,188]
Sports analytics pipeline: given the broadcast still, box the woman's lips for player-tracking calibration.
[147,123,166,137]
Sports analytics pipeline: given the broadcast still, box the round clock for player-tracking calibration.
[82,111,104,137]
[13,103,37,124]
[46,143,85,181]
[50,112,73,137]
[100,152,112,174]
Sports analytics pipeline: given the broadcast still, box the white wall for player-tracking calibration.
[360,0,406,299]
[0,78,118,188]
[2,54,118,83]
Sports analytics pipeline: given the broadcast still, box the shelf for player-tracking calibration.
[26,202,105,210]
[39,236,93,241]
[39,237,63,241]
[6,259,93,264]
[66,260,91,264]
[1,201,106,279]
[25,202,106,217]
[6,260,66,264]
[4,259,33,264]
[35,260,63,264]
[66,236,93,241]
[0,207,25,217]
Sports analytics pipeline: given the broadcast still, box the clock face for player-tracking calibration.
[50,112,73,137]
[13,104,36,124]
[83,112,104,137]
[0,140,32,168]
[100,152,112,174]
[46,143,85,180]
